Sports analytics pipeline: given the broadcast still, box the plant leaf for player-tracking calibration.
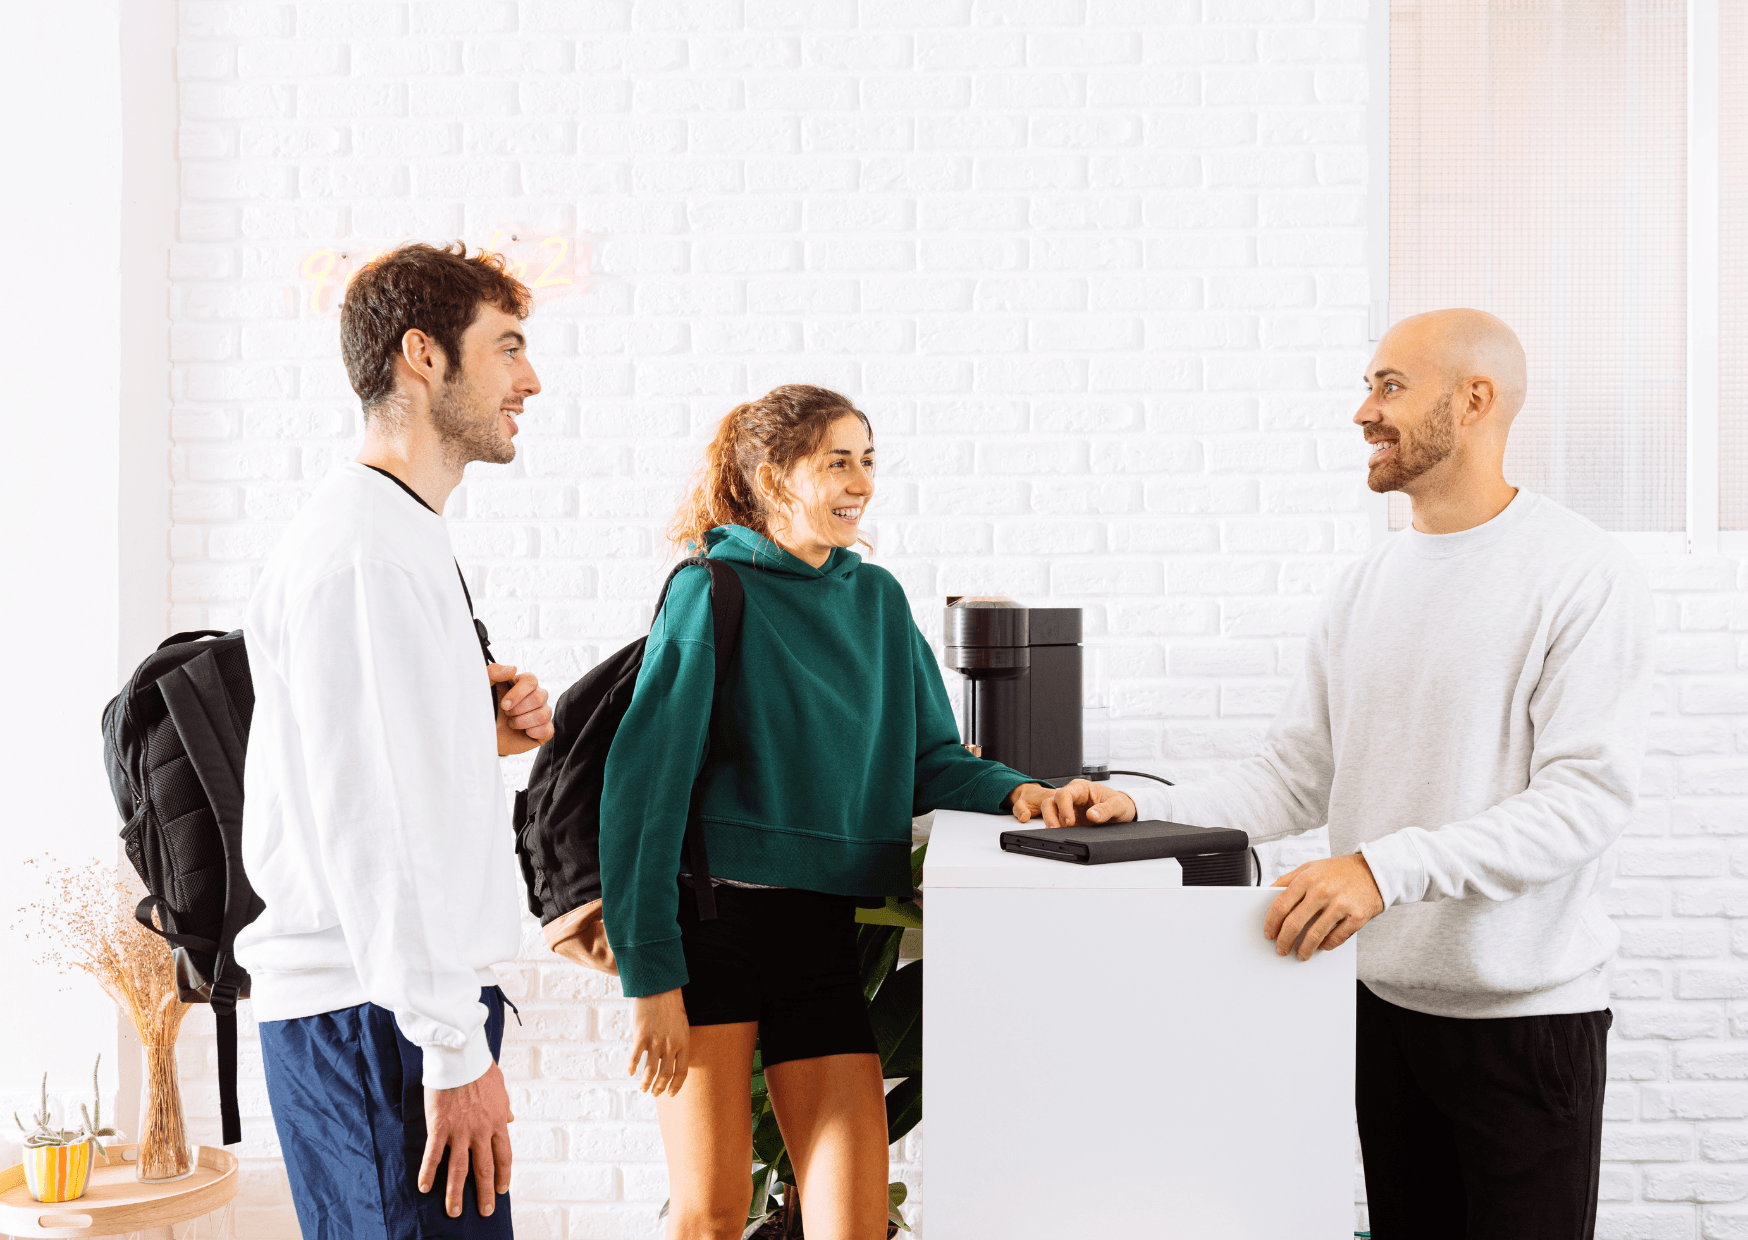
[856,922,902,1003]
[854,897,923,929]
[882,1011,922,1078]
[869,960,922,1068]
[885,1074,923,1145]
[888,1181,908,1207]
[751,1105,787,1170]
[746,1164,773,1224]
[909,843,928,891]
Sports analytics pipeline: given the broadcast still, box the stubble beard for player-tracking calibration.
[1367,389,1459,495]
[430,370,515,467]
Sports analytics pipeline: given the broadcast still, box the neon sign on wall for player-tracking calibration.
[300,230,590,314]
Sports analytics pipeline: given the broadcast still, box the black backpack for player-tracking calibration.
[514,557,743,969]
[102,630,262,1147]
[100,563,498,1146]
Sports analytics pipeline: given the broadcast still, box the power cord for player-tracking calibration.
[1106,770,1262,888]
[1106,769,1174,785]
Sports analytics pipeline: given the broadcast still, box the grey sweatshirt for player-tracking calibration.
[1129,491,1654,1019]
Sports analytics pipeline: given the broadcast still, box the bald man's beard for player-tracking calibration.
[431,370,515,467]
[1367,390,1459,494]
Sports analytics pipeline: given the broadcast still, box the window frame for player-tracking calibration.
[1366,0,1732,555]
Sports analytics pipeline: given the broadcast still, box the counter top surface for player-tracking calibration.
[925,776,1188,890]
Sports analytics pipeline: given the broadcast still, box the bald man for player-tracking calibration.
[1052,310,1653,1238]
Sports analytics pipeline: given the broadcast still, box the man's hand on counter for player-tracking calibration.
[1264,854,1384,961]
[1007,780,1138,828]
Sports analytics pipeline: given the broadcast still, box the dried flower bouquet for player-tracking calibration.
[17,858,194,1182]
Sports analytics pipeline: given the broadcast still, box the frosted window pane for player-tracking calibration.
[1724,0,1748,529]
[1389,0,1686,533]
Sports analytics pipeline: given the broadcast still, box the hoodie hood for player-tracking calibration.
[703,524,862,580]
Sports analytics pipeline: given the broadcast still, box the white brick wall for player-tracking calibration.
[161,3,1748,1238]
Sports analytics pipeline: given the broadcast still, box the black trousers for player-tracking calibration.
[1356,981,1611,1240]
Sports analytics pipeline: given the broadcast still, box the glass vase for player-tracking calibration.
[137,1042,194,1182]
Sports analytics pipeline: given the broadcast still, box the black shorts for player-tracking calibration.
[676,880,879,1069]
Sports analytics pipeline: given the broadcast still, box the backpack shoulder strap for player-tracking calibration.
[152,649,257,1146]
[454,562,496,666]
[652,556,744,667]
[700,559,745,694]
[655,555,747,922]
[651,555,707,620]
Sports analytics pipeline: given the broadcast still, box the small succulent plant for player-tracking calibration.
[13,1057,114,1152]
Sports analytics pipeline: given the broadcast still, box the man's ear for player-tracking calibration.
[1462,377,1497,426]
[399,328,445,392]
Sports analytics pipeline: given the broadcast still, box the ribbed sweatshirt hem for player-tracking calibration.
[1363,967,1610,1019]
[702,819,918,897]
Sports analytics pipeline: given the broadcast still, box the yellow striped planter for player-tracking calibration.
[22,1141,92,1203]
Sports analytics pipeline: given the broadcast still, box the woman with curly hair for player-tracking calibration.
[599,385,1077,1239]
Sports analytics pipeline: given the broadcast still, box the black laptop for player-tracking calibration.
[1000,819,1250,866]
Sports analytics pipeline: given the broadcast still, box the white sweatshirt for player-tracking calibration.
[235,462,521,1088]
[1129,491,1654,1019]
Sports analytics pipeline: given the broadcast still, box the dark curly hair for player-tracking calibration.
[340,242,531,414]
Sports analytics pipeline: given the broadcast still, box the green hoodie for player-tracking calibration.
[599,525,1037,998]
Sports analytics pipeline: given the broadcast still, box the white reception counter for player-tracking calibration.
[922,793,1356,1238]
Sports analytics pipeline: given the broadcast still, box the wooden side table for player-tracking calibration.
[0,1144,237,1239]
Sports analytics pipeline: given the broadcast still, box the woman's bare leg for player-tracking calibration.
[655,1022,760,1240]
[765,1052,890,1240]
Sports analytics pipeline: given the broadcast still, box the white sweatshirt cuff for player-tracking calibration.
[1359,833,1428,909]
[421,1024,495,1091]
[1125,783,1172,823]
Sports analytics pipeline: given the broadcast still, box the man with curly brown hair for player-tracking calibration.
[238,243,555,1239]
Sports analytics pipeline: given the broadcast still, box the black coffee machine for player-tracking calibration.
[943,598,1089,785]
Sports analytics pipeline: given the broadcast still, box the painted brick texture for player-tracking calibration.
[162,3,1747,1238]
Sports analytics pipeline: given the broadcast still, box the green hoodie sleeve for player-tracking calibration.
[599,567,716,999]
[907,621,1038,816]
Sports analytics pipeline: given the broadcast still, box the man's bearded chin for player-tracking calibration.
[1367,391,1458,494]
[431,372,515,466]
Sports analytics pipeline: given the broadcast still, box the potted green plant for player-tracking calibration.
[14,1057,114,1204]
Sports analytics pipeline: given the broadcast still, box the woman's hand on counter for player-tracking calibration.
[628,988,691,1097]
[1008,780,1137,828]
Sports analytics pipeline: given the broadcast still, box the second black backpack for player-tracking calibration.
[513,557,743,972]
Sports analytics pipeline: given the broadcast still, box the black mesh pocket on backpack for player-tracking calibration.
[158,805,227,940]
[140,708,227,939]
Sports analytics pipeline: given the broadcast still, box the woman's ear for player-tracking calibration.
[753,460,779,507]
[755,460,797,539]
[756,461,796,514]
